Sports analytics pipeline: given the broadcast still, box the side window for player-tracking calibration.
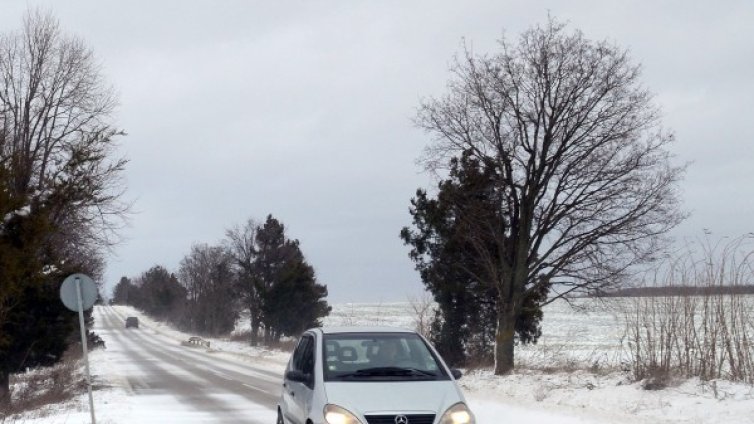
[290,336,310,372]
[290,335,316,389]
[301,335,315,376]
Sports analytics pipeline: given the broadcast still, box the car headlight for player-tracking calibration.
[439,402,475,424]
[324,404,363,424]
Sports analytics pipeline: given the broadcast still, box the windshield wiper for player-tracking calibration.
[336,367,437,379]
[396,367,437,377]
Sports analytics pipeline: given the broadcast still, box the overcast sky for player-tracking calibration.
[2,1,752,302]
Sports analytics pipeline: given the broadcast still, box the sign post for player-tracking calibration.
[60,273,98,424]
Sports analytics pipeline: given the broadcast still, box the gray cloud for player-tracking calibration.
[2,1,752,301]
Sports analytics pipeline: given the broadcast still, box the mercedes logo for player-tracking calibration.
[395,415,409,424]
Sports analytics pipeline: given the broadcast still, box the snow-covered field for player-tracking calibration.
[323,300,754,423]
[322,299,627,368]
[6,300,754,423]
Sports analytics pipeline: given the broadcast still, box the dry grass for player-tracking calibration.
[229,330,252,343]
[0,348,84,419]
[267,339,297,352]
[228,330,296,352]
[515,348,623,376]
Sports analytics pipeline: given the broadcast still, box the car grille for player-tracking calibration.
[364,414,436,424]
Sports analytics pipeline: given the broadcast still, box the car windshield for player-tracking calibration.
[322,332,448,382]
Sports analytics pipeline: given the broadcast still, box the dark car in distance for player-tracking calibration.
[125,317,139,329]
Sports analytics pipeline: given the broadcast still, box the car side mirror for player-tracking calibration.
[451,369,463,380]
[286,370,309,383]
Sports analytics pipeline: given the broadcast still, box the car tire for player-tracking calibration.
[277,409,284,424]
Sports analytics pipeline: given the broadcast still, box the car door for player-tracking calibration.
[294,334,316,420]
[283,334,315,424]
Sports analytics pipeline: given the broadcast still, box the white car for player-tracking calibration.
[277,327,475,424]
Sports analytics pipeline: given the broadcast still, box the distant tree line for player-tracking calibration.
[595,285,754,298]
[112,215,331,344]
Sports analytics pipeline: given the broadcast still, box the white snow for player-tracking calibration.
[461,369,754,424]
[2,205,31,223]
[6,300,754,423]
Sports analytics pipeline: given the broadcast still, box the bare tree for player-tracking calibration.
[178,243,239,336]
[0,10,127,403]
[408,293,436,340]
[0,10,127,247]
[225,218,263,345]
[415,18,685,374]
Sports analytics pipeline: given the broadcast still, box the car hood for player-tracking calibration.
[324,380,461,416]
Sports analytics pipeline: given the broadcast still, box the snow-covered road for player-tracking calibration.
[94,306,279,423]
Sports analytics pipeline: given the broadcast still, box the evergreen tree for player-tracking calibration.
[254,215,330,343]
[401,151,545,366]
[0,199,100,404]
[264,250,331,340]
[134,266,187,321]
[112,276,136,305]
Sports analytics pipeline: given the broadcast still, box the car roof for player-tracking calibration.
[315,326,416,335]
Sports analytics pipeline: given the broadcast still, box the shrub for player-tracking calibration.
[621,235,754,386]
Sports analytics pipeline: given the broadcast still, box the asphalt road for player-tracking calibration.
[95,306,282,423]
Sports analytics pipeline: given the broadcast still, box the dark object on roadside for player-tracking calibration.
[125,317,139,329]
[88,331,106,349]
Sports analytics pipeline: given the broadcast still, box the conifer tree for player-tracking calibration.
[254,215,330,343]
[402,151,545,366]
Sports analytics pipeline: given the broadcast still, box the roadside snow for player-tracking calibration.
[462,369,754,423]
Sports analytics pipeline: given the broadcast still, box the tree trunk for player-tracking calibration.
[494,300,516,375]
[250,317,259,346]
[264,326,271,345]
[0,370,10,407]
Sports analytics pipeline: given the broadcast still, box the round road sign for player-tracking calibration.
[60,273,98,312]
